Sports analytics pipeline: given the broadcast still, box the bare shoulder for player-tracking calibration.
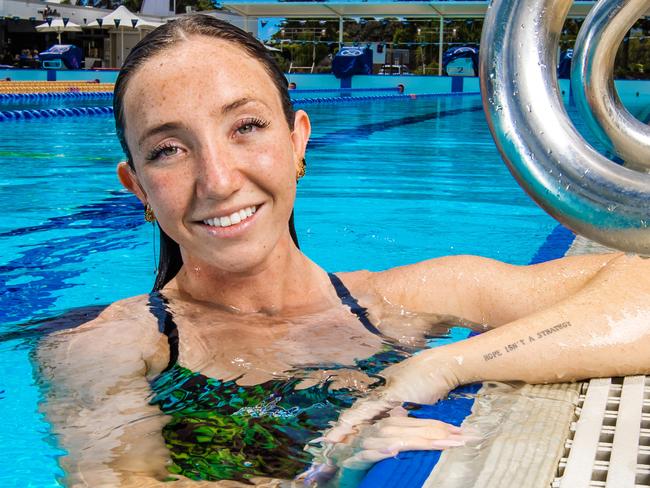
[38,294,169,379]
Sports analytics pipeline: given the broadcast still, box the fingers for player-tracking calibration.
[359,417,470,452]
[375,416,463,433]
[324,397,398,443]
[338,434,465,471]
[324,402,463,445]
[340,428,471,471]
[361,435,467,452]
[367,425,458,440]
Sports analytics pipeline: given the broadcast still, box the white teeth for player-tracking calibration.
[202,205,257,228]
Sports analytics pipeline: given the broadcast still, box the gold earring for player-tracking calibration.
[296,157,306,180]
[144,203,156,223]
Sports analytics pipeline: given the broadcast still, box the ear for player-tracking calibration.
[117,162,147,204]
[290,109,312,168]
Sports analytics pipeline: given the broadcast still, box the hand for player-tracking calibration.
[300,407,468,486]
[324,348,462,444]
[298,350,466,486]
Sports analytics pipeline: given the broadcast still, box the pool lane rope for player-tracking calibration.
[0,105,114,121]
[0,91,113,102]
[293,92,477,105]
[0,92,480,122]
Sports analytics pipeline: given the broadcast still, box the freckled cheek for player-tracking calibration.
[145,173,194,221]
[250,141,294,177]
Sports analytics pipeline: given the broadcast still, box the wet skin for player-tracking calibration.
[37,34,650,487]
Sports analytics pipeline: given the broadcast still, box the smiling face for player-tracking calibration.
[119,35,310,275]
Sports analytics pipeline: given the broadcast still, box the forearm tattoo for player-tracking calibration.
[482,321,572,362]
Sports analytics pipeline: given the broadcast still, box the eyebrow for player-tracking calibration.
[218,96,271,116]
[138,121,184,148]
[137,97,271,148]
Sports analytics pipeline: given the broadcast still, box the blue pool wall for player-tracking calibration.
[2,69,647,101]
[0,68,119,83]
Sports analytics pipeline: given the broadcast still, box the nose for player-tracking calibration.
[193,143,242,201]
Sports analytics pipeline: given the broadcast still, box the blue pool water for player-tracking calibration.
[0,97,112,112]
[0,91,647,486]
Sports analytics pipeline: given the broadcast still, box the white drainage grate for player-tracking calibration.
[553,376,650,488]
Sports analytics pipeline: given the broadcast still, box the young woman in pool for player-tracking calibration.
[37,14,650,487]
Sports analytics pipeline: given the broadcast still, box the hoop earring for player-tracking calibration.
[144,203,156,223]
[296,157,306,180]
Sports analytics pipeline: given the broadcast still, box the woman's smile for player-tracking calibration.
[201,204,258,228]
[197,203,261,238]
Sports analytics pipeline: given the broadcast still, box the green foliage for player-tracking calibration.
[561,18,649,80]
[392,27,410,45]
[120,0,142,12]
[248,16,650,79]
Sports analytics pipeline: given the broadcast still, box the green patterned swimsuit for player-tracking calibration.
[148,274,413,483]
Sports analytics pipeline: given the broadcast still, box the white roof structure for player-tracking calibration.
[219,0,598,19]
[86,5,162,29]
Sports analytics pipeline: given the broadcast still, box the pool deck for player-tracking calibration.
[423,235,650,488]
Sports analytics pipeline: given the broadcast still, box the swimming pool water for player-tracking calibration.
[1,91,647,486]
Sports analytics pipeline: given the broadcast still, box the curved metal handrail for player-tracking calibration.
[480,0,650,254]
[571,0,650,171]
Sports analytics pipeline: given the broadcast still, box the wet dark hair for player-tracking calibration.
[113,14,299,292]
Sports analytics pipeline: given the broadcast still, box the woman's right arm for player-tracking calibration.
[36,309,175,487]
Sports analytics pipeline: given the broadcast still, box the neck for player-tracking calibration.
[168,235,334,315]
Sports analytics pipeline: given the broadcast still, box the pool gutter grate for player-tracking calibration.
[553,376,650,488]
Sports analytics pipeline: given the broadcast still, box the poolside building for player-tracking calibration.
[0,0,604,70]
[0,0,255,68]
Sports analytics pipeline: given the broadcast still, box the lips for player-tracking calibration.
[201,205,257,228]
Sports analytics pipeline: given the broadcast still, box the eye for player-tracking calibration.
[235,117,270,136]
[146,142,182,161]
[237,123,255,134]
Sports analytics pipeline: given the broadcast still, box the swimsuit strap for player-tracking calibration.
[327,273,382,336]
[148,292,179,373]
